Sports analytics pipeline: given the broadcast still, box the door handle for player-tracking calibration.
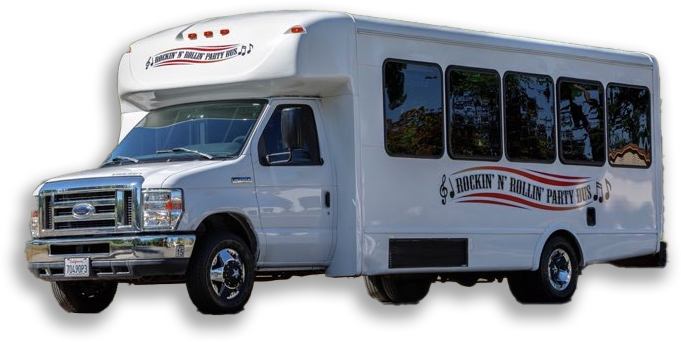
[324,191,331,208]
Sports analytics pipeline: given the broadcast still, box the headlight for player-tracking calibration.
[142,189,183,231]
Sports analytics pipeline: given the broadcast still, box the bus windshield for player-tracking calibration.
[104,100,267,166]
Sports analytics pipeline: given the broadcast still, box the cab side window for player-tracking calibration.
[258,104,322,166]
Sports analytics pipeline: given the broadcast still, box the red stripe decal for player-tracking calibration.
[527,169,591,180]
[458,199,527,209]
[156,59,227,66]
[461,193,590,211]
[158,45,238,53]
[455,166,590,187]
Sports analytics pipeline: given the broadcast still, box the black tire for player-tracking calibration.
[380,275,431,304]
[508,236,579,304]
[51,281,117,313]
[186,232,255,314]
[364,276,391,303]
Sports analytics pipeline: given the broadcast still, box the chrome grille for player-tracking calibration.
[38,177,142,237]
[50,190,119,230]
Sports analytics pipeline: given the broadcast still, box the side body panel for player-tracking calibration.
[355,28,659,275]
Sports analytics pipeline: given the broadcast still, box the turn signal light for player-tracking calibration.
[285,25,306,34]
[30,210,39,237]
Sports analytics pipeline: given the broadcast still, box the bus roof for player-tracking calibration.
[351,13,653,68]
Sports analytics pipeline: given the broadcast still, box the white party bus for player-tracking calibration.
[26,11,666,314]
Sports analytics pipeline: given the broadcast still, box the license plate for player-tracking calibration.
[64,257,90,278]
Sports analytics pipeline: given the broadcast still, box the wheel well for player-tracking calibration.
[195,213,258,256]
[547,230,584,267]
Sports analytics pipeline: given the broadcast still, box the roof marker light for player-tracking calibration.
[220,29,230,35]
[285,25,306,34]
[204,31,213,38]
[188,33,197,40]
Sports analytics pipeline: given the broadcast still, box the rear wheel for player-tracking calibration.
[51,281,117,313]
[380,275,431,304]
[364,276,391,303]
[508,236,579,303]
[186,233,255,314]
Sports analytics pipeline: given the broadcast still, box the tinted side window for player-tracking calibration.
[558,79,605,165]
[258,105,321,166]
[447,67,501,160]
[607,84,651,167]
[504,72,555,162]
[383,60,443,158]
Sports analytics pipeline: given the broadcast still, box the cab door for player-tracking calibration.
[250,99,335,267]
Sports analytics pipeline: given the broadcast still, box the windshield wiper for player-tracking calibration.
[104,155,139,165]
[156,147,214,160]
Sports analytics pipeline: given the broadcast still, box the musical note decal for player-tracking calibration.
[440,175,448,205]
[604,179,611,200]
[237,44,254,56]
[448,177,455,198]
[439,175,456,205]
[593,179,612,203]
[593,182,604,203]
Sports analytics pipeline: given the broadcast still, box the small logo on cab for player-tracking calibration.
[72,203,95,219]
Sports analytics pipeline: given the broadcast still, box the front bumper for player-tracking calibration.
[26,234,195,281]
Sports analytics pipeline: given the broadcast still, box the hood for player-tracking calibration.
[45,160,223,188]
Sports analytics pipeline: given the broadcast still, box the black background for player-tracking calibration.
[15,1,677,339]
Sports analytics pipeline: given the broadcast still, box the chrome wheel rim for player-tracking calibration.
[209,248,245,299]
[548,248,572,292]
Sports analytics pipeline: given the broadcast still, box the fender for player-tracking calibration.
[190,207,263,261]
[531,224,585,271]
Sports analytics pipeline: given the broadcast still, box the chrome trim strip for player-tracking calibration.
[26,235,196,264]
[52,213,116,223]
[52,198,117,208]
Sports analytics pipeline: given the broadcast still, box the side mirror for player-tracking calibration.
[281,107,302,150]
[265,107,303,165]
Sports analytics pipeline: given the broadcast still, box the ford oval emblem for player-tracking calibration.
[72,203,95,219]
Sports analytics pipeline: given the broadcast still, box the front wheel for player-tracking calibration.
[186,233,255,314]
[51,281,117,313]
[508,236,579,303]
